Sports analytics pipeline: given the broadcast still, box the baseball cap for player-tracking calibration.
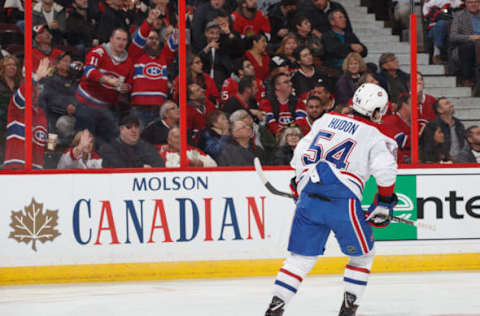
[270,55,288,70]
[205,21,220,31]
[119,114,140,127]
[33,24,50,38]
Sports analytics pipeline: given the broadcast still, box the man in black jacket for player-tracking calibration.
[428,97,467,161]
[298,0,352,38]
[267,0,298,48]
[99,114,165,168]
[322,9,367,69]
[377,52,409,104]
[456,125,480,163]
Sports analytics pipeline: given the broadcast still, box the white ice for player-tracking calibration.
[1,271,480,316]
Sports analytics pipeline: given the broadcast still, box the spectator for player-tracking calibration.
[57,129,102,168]
[221,57,266,105]
[130,11,178,127]
[97,0,133,43]
[3,58,50,169]
[99,114,165,168]
[0,55,22,133]
[263,56,292,98]
[245,33,270,81]
[274,33,299,68]
[75,27,134,144]
[231,0,271,39]
[292,15,324,58]
[229,108,269,151]
[66,0,100,57]
[423,0,462,64]
[296,94,329,135]
[428,97,466,161]
[260,72,301,136]
[298,0,352,36]
[456,125,480,163]
[377,52,410,104]
[198,21,233,90]
[291,46,329,96]
[158,127,218,167]
[273,125,302,165]
[38,52,81,144]
[32,24,65,72]
[191,0,227,53]
[344,73,394,115]
[322,10,367,69]
[33,0,67,46]
[450,0,480,87]
[268,0,297,48]
[420,120,452,163]
[187,82,216,141]
[175,55,220,106]
[197,110,230,160]
[214,9,245,60]
[417,72,437,132]
[334,52,366,107]
[3,0,25,24]
[216,119,266,166]
[382,94,411,164]
[141,100,179,145]
[223,76,263,120]
[149,0,178,28]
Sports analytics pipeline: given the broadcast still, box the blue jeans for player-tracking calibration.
[428,19,449,49]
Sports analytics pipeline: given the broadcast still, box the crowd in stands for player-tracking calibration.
[0,0,480,170]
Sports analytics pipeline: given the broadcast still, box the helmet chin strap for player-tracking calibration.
[370,109,382,123]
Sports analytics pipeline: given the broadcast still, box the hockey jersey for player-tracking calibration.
[245,51,270,82]
[57,148,103,169]
[231,10,271,39]
[130,21,178,106]
[260,97,305,135]
[221,76,265,104]
[382,112,411,164]
[76,37,136,108]
[291,112,398,200]
[3,83,47,169]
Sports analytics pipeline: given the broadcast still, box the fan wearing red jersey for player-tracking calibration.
[3,58,50,169]
[75,27,134,144]
[382,94,412,164]
[231,0,271,39]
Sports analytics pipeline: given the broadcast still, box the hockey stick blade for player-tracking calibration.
[254,157,294,199]
[253,157,435,231]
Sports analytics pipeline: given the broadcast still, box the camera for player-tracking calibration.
[68,62,83,80]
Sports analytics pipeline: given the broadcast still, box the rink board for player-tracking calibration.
[1,168,480,285]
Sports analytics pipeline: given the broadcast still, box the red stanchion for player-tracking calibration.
[178,0,187,168]
[410,13,419,164]
[24,0,33,170]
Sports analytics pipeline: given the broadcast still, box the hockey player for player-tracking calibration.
[265,83,398,316]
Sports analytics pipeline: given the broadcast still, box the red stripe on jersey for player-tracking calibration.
[280,268,303,282]
[346,264,370,274]
[350,199,368,254]
[341,171,364,190]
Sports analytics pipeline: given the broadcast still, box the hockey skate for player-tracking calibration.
[338,292,358,316]
[265,296,285,316]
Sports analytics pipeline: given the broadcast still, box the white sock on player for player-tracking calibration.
[343,248,375,304]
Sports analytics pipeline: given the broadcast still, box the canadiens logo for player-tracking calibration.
[33,126,47,146]
[143,63,164,79]
[279,116,294,125]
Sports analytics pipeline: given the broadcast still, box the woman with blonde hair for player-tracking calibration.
[335,52,367,107]
[273,125,303,165]
[57,129,102,169]
[0,55,22,119]
[275,33,299,68]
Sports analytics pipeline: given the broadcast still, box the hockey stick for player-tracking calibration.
[253,157,436,231]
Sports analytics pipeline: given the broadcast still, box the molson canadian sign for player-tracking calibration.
[1,171,479,268]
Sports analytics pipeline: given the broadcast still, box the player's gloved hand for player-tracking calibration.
[366,193,398,227]
[289,177,299,203]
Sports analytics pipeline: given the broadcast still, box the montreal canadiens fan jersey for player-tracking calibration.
[291,112,398,200]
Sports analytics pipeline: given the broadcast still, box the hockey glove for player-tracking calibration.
[366,193,398,227]
[289,177,299,203]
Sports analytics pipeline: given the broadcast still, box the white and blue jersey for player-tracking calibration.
[287,112,398,257]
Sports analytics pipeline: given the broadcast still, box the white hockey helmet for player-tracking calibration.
[351,83,388,122]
